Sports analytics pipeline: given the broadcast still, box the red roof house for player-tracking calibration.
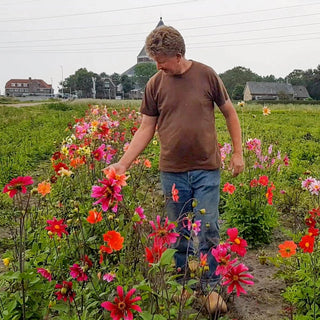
[5,77,53,97]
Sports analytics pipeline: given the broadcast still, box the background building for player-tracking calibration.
[244,81,310,101]
[5,77,53,97]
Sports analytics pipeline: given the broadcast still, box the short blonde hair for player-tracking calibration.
[145,26,186,58]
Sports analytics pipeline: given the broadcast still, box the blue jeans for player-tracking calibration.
[160,169,220,289]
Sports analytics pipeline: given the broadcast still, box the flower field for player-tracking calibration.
[0,101,320,320]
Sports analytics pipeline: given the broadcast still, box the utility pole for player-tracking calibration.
[92,77,96,99]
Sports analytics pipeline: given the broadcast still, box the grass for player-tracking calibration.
[0,102,87,188]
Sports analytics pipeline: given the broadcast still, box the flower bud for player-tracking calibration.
[60,287,67,295]
[200,208,206,214]
[188,260,199,272]
[48,300,56,308]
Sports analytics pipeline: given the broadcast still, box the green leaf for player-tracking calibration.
[160,248,176,266]
[51,303,69,312]
[139,311,153,320]
[136,284,152,292]
[154,315,167,320]
[2,271,20,280]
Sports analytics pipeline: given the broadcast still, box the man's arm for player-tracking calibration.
[109,114,158,174]
[219,99,244,177]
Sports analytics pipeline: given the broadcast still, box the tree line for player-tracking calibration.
[61,64,320,100]
[61,64,157,99]
[220,65,320,100]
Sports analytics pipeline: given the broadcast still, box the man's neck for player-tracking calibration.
[179,58,192,74]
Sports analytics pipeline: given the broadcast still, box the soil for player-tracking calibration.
[0,102,49,108]
[224,245,287,320]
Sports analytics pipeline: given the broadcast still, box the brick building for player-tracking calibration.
[5,77,53,97]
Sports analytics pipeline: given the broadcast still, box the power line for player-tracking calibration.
[2,31,319,51]
[2,30,320,49]
[185,22,320,39]
[1,1,320,32]
[1,11,320,45]
[190,35,320,49]
[0,0,198,22]
[181,12,320,31]
[2,20,320,47]
[3,19,314,46]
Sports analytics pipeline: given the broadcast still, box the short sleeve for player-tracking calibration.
[211,70,230,107]
[140,79,159,116]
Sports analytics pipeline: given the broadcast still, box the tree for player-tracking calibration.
[120,75,134,98]
[261,74,277,82]
[63,68,97,98]
[286,69,306,85]
[134,63,157,89]
[307,65,320,100]
[285,66,320,100]
[232,84,245,100]
[110,73,121,87]
[219,66,262,97]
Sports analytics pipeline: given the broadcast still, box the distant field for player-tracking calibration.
[0,102,87,188]
[1,100,319,188]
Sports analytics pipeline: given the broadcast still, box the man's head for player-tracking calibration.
[145,25,185,58]
[145,26,187,75]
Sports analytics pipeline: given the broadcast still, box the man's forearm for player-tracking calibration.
[225,111,243,155]
[118,118,157,170]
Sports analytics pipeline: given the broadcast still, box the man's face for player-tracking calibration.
[153,54,182,75]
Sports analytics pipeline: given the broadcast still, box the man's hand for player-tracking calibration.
[228,153,244,177]
[105,162,127,175]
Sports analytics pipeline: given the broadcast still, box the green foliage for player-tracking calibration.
[134,63,157,89]
[0,96,20,104]
[221,183,279,246]
[231,84,245,100]
[62,68,101,98]
[1,101,320,319]
[219,66,261,97]
[286,65,320,100]
[46,102,72,111]
[274,244,320,320]
[0,103,87,189]
[121,74,135,96]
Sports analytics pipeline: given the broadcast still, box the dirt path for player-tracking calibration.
[225,247,286,320]
[0,102,50,108]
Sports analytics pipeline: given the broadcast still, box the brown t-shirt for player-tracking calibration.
[140,60,229,172]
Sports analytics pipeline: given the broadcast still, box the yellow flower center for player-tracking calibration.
[234,238,241,245]
[105,187,112,196]
[118,302,126,310]
[305,242,309,248]
[233,275,239,281]
[158,229,167,236]
[54,225,60,230]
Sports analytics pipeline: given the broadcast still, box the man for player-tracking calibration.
[110,25,244,314]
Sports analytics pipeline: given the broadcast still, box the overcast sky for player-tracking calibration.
[1,0,320,94]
